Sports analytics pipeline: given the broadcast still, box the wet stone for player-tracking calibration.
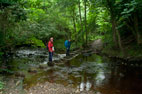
[39,64,47,69]
[15,71,25,78]
[54,60,60,63]
[48,62,54,66]
[28,68,38,73]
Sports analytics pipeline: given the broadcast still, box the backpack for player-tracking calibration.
[64,40,68,48]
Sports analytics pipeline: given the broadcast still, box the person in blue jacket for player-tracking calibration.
[64,39,71,56]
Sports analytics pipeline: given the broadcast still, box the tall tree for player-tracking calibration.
[104,0,123,51]
[84,0,87,46]
[78,0,84,43]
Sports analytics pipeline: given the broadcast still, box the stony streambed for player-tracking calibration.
[1,48,142,94]
[1,48,83,94]
[26,82,94,94]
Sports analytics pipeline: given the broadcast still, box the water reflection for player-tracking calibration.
[96,92,102,94]
[95,71,105,86]
[78,77,92,91]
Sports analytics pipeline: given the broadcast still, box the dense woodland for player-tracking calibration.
[0,0,142,57]
[0,0,142,91]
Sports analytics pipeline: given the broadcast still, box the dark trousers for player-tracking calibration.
[66,48,70,56]
[49,52,53,62]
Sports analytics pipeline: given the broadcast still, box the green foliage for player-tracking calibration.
[54,39,65,52]
[54,38,82,52]
[0,0,18,5]
[95,7,111,33]
[71,41,82,50]
[0,68,14,74]
[121,0,137,18]
[0,52,4,57]
[0,81,4,90]
[0,0,69,51]
[0,0,142,58]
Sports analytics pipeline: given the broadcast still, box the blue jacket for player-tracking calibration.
[65,40,71,48]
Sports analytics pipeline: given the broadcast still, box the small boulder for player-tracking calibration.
[48,62,54,66]
[28,68,37,73]
[39,64,47,69]
[15,71,25,77]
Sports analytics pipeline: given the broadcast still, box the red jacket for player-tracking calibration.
[48,41,53,52]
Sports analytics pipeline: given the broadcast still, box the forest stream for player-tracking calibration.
[1,48,142,94]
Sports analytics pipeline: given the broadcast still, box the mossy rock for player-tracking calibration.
[25,37,46,48]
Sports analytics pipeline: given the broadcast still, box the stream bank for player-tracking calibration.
[91,39,142,63]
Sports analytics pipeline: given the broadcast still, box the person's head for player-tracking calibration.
[50,37,53,42]
[68,39,71,42]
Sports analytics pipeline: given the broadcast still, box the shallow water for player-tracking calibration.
[1,49,142,94]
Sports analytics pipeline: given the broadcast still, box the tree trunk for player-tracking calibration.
[106,0,123,52]
[84,0,87,47]
[116,27,123,51]
[134,13,141,45]
[106,0,117,47]
[72,9,77,46]
[111,19,118,47]
[78,0,84,44]
[112,18,123,52]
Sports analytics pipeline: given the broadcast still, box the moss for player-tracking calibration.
[25,37,46,48]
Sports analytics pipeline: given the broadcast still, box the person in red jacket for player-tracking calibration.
[48,37,54,63]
